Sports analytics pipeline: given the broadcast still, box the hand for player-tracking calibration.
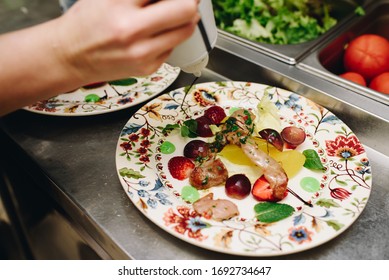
[0,0,200,115]
[54,0,200,84]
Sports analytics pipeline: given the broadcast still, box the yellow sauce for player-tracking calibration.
[218,139,305,178]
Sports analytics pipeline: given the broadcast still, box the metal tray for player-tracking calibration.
[297,0,389,105]
[215,1,368,65]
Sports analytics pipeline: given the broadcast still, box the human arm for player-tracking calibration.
[0,0,199,116]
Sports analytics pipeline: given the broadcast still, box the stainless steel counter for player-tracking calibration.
[1,0,388,260]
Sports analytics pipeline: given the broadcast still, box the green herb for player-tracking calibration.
[239,137,248,144]
[254,202,294,223]
[162,120,198,138]
[162,124,179,135]
[181,119,198,138]
[354,6,365,16]
[303,149,325,170]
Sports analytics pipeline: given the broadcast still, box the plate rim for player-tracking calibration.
[23,64,180,117]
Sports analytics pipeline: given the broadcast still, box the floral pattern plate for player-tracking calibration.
[25,64,180,116]
[115,81,372,256]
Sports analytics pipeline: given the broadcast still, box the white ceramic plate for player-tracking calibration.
[25,64,180,116]
[115,81,372,256]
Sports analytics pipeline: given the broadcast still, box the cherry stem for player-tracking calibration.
[287,187,313,208]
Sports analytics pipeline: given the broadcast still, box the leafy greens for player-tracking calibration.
[212,0,358,45]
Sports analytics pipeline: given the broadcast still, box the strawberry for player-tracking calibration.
[203,105,226,124]
[168,156,195,180]
[252,176,287,202]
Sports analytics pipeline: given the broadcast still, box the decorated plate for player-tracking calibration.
[25,64,180,116]
[115,81,372,256]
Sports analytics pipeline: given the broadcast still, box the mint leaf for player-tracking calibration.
[254,202,294,223]
[162,124,179,135]
[303,149,325,170]
[355,6,365,16]
[181,119,198,138]
[180,125,190,138]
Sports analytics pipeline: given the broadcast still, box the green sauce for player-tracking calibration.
[300,177,320,193]
[84,94,100,103]
[160,141,175,154]
[181,186,200,203]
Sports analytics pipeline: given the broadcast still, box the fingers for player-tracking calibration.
[118,0,200,73]
[137,0,200,37]
[56,0,201,80]
[139,21,197,59]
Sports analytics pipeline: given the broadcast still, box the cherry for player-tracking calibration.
[258,128,284,151]
[225,174,251,199]
[195,116,214,137]
[183,140,210,160]
[281,126,306,149]
[204,105,226,124]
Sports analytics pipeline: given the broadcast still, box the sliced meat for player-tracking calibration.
[241,142,288,200]
[223,109,256,145]
[189,158,228,190]
[214,108,288,201]
[193,193,239,221]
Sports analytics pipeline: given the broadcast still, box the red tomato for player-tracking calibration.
[339,72,367,86]
[369,72,389,94]
[343,34,389,81]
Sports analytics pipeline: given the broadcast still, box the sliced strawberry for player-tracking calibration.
[168,156,195,180]
[203,105,226,125]
[252,176,287,202]
[252,176,274,201]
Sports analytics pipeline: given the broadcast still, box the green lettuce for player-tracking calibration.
[212,0,362,45]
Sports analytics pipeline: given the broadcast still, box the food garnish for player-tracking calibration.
[254,90,281,133]
[163,98,324,223]
[181,185,200,203]
[303,149,325,170]
[254,202,295,223]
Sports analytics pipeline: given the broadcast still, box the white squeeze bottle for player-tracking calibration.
[166,0,218,77]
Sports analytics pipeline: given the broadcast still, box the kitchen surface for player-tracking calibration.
[1,0,388,259]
